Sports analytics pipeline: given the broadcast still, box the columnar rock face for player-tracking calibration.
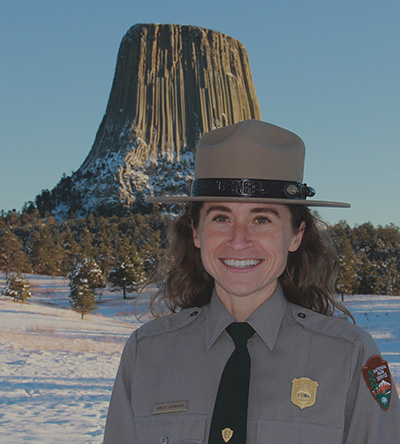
[61,24,262,216]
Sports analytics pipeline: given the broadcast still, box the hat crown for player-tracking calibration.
[194,120,305,182]
[145,119,350,208]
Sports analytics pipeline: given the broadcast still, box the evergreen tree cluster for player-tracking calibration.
[0,207,169,288]
[329,221,400,295]
[1,207,399,297]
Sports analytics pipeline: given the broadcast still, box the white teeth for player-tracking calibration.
[223,259,261,269]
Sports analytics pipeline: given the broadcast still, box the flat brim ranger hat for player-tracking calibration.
[146,119,350,208]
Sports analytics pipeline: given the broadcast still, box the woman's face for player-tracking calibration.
[192,202,305,307]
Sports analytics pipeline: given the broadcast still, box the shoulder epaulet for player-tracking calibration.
[288,303,370,344]
[136,306,203,340]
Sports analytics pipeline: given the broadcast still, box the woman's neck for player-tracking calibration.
[215,282,278,321]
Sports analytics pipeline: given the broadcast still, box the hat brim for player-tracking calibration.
[146,195,350,208]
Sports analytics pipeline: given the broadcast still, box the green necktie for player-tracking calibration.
[208,322,255,444]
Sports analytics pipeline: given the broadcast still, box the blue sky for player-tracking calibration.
[1,0,399,226]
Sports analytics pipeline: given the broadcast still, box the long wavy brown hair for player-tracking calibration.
[148,202,353,320]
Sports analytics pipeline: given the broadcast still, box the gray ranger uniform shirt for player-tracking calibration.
[104,286,400,443]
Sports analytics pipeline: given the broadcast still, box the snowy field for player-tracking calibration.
[0,273,148,444]
[1,273,400,443]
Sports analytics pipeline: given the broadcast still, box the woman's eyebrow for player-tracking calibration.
[205,206,281,218]
[205,205,232,216]
[250,207,281,218]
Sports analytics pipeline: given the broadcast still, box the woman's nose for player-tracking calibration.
[227,224,253,250]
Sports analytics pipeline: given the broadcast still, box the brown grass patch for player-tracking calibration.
[27,324,56,334]
[0,331,125,355]
[116,311,134,317]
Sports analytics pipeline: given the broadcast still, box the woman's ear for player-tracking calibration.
[192,221,201,249]
[289,221,306,252]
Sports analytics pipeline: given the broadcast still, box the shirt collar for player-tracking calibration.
[205,285,287,351]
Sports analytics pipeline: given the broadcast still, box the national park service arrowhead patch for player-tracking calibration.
[362,355,392,411]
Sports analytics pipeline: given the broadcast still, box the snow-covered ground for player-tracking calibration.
[0,274,147,444]
[1,273,399,443]
[340,294,400,384]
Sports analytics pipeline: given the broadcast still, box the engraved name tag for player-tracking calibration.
[153,401,188,414]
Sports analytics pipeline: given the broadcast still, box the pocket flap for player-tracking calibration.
[135,414,207,444]
[257,418,342,444]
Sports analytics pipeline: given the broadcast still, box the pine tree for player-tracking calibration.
[356,249,373,294]
[78,229,95,260]
[382,259,398,295]
[374,225,400,295]
[69,259,103,319]
[29,227,63,276]
[330,222,359,297]
[0,229,31,279]
[61,229,80,275]
[108,261,143,299]
[108,242,146,298]
[69,258,104,292]
[2,273,32,302]
[95,241,113,278]
[69,282,97,319]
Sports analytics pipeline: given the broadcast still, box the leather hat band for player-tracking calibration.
[191,178,316,200]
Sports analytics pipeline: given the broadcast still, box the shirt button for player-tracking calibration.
[190,311,198,317]
[298,312,306,319]
[160,436,169,444]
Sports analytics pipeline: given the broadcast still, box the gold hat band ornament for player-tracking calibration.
[222,428,234,442]
[146,119,350,208]
[291,377,319,409]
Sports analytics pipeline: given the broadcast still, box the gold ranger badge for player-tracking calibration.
[222,428,233,442]
[291,377,319,409]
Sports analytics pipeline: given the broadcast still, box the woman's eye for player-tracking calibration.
[254,216,270,224]
[213,215,229,223]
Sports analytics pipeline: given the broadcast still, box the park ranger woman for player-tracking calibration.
[104,120,400,443]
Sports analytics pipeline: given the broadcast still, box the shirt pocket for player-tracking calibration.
[135,414,207,444]
[257,419,343,444]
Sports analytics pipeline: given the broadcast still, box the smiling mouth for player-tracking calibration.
[222,259,262,269]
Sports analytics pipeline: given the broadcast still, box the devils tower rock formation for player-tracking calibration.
[51,24,262,217]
